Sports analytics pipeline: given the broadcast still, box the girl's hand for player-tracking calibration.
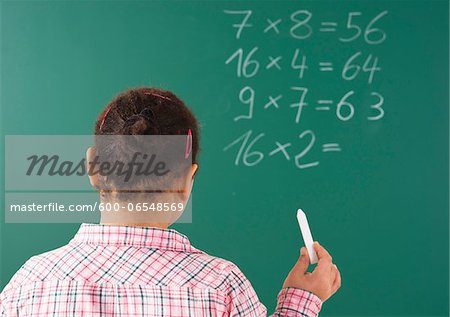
[282,241,341,302]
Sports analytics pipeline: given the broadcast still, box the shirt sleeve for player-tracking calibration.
[270,287,323,317]
[225,264,322,317]
[226,267,267,316]
[0,259,33,317]
[0,298,5,317]
[0,285,11,317]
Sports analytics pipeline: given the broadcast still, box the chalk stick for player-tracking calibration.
[296,208,318,264]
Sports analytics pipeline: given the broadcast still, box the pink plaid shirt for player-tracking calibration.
[0,223,322,316]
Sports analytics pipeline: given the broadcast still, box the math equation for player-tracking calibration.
[222,9,388,169]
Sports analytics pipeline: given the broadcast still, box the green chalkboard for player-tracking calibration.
[1,1,448,316]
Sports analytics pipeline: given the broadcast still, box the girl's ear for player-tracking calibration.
[86,147,99,189]
[179,163,198,202]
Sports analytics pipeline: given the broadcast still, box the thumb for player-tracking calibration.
[294,247,310,274]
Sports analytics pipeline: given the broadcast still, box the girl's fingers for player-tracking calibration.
[293,247,310,275]
[331,264,341,292]
[313,241,333,263]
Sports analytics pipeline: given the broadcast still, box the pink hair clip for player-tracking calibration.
[99,105,112,131]
[144,92,172,101]
[185,129,192,159]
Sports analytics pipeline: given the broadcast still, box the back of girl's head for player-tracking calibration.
[93,87,200,202]
[95,87,199,163]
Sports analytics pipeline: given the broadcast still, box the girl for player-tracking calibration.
[0,87,341,316]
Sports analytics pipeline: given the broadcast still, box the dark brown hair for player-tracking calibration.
[94,87,200,163]
[93,87,200,201]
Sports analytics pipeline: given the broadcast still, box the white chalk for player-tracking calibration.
[296,208,318,264]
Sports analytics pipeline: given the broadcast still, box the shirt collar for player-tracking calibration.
[70,223,204,254]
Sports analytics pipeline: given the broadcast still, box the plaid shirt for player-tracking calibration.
[0,223,322,316]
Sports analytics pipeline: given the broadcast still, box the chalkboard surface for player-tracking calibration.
[1,1,448,316]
